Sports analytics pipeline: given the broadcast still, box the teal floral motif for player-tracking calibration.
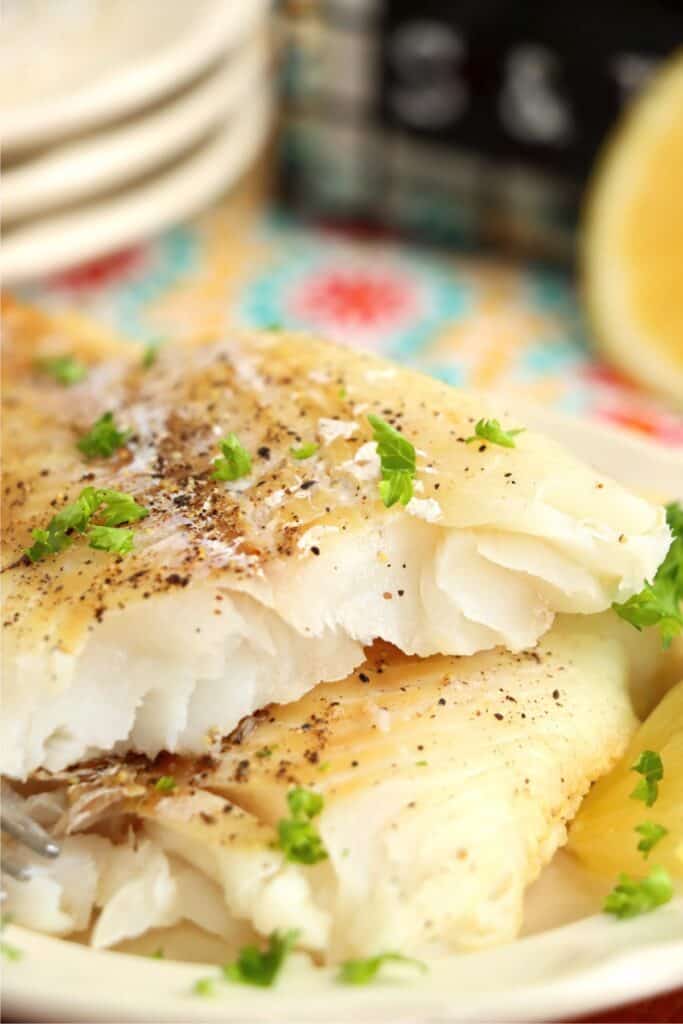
[240,218,473,359]
[421,363,466,388]
[19,227,198,344]
[518,338,587,377]
[524,267,582,321]
[114,230,197,341]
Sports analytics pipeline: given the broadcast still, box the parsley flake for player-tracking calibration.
[142,344,159,369]
[630,750,664,807]
[614,502,683,647]
[77,412,131,459]
[277,787,328,864]
[212,433,252,482]
[193,977,217,997]
[465,418,525,448]
[96,489,149,527]
[604,866,674,919]
[0,916,21,962]
[155,776,176,793]
[367,414,416,508]
[87,525,134,555]
[635,822,669,858]
[379,471,414,508]
[37,355,87,386]
[25,486,148,562]
[25,486,102,562]
[287,788,323,818]
[338,952,427,986]
[290,442,319,460]
[223,930,299,988]
[0,940,22,962]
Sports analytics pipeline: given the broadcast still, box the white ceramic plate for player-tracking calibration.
[3,36,270,222]
[3,409,682,1023]
[4,900,683,1024]
[1,89,273,285]
[1,0,269,153]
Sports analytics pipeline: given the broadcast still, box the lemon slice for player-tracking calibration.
[583,52,683,406]
[568,680,683,879]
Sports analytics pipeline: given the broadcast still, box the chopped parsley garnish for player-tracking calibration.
[338,952,427,986]
[0,939,21,961]
[0,916,21,962]
[26,487,100,561]
[193,976,217,997]
[604,866,674,919]
[630,750,664,808]
[25,486,148,562]
[142,344,158,369]
[255,745,276,759]
[150,947,165,959]
[37,355,87,386]
[379,471,414,508]
[277,787,328,864]
[635,822,669,858]
[613,502,683,647]
[87,525,135,555]
[77,412,132,459]
[96,489,148,527]
[287,787,323,818]
[155,776,176,793]
[465,418,525,448]
[212,433,252,482]
[367,414,416,508]
[223,930,299,987]
[290,442,319,460]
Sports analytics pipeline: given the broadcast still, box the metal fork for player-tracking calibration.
[1,782,60,881]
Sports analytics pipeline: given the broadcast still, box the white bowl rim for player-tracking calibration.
[3,37,270,222]
[1,89,273,284]
[3,0,269,153]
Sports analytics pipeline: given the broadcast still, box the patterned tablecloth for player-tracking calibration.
[13,170,683,1023]
[18,173,683,448]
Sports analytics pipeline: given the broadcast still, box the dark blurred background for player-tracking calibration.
[278,0,682,260]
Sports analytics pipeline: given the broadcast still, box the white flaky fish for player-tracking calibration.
[1,299,670,777]
[3,615,663,957]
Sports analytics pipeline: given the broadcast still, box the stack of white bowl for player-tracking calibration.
[1,0,273,284]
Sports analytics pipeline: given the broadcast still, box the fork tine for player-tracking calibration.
[0,853,32,882]
[1,783,60,859]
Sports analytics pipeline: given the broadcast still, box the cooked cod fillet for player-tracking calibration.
[4,615,655,958]
[1,299,669,777]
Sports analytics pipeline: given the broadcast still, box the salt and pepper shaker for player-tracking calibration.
[278,0,682,261]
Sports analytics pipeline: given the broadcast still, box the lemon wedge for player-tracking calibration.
[583,52,683,406]
[568,680,683,879]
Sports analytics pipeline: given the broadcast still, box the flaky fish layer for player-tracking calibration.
[4,615,654,958]
[1,299,670,776]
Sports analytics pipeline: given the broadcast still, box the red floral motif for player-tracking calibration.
[579,362,683,444]
[291,269,418,331]
[581,362,641,394]
[597,404,683,445]
[50,247,146,291]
